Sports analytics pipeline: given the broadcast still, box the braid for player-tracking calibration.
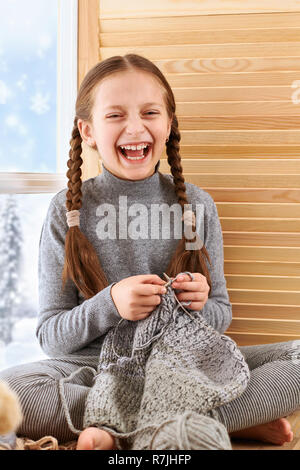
[166,116,187,207]
[62,118,109,299]
[165,115,212,295]
[66,120,83,212]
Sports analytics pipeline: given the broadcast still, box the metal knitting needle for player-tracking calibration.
[162,272,173,287]
[162,272,195,320]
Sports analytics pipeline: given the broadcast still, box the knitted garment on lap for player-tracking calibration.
[81,272,250,450]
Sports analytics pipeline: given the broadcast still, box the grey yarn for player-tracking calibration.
[74,271,250,450]
[146,411,232,450]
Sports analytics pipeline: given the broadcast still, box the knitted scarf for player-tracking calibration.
[74,272,250,450]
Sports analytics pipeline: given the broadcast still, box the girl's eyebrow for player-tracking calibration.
[104,102,163,110]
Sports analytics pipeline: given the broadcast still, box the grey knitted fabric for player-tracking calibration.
[82,272,250,450]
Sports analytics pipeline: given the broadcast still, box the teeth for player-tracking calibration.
[125,155,145,160]
[120,143,149,151]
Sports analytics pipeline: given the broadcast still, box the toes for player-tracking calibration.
[270,418,292,436]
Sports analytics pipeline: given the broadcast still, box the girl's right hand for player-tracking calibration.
[111,274,167,321]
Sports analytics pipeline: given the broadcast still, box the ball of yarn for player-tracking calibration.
[148,411,232,450]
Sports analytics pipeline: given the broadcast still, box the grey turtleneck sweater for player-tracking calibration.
[37,161,232,357]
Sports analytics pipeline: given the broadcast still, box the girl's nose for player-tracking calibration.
[125,116,145,134]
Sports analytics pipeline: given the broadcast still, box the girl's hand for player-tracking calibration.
[111,274,167,322]
[171,272,210,311]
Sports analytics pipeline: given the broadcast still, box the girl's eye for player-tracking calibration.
[107,111,158,118]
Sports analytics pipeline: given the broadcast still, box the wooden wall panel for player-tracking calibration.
[77,0,102,181]
[99,1,300,18]
[78,2,300,345]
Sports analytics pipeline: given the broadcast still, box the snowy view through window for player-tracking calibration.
[0,1,59,370]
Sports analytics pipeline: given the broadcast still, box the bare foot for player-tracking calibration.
[230,417,294,446]
[76,427,116,450]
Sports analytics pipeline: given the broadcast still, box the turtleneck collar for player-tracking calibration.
[97,160,161,191]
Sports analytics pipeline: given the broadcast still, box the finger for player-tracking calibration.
[175,274,191,282]
[178,299,206,310]
[184,302,204,311]
[176,273,205,283]
[176,292,206,302]
[135,293,163,306]
[136,283,167,296]
[140,274,166,285]
[136,310,153,319]
[172,281,202,291]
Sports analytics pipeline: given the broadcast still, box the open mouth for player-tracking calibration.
[118,144,152,162]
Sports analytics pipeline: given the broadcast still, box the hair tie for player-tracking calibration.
[66,210,80,228]
[181,210,195,227]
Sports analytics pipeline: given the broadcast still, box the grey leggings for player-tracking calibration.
[0,340,299,443]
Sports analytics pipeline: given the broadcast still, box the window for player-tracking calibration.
[0,0,77,370]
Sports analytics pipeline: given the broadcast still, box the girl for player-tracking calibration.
[0,54,299,450]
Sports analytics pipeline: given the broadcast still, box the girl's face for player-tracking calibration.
[78,70,173,181]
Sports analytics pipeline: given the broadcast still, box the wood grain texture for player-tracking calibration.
[100,12,300,31]
[99,0,300,19]
[78,0,101,181]
[96,4,300,345]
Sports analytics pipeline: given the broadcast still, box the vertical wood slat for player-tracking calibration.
[78,0,99,87]
[77,0,101,181]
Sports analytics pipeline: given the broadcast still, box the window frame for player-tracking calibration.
[0,0,78,194]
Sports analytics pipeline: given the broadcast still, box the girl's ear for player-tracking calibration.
[77,119,96,148]
[167,115,173,137]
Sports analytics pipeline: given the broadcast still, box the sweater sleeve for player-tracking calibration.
[36,197,121,357]
[191,193,232,334]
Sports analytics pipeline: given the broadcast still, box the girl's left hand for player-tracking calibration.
[170,272,210,311]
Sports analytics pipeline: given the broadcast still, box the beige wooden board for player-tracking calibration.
[100,12,300,31]
[163,130,300,146]
[100,43,300,60]
[160,159,300,174]
[226,274,300,291]
[221,219,300,233]
[225,261,300,277]
[154,57,300,74]
[217,203,300,218]
[78,0,99,86]
[176,102,300,117]
[99,1,300,19]
[206,188,300,203]
[226,331,300,346]
[178,117,300,131]
[232,303,300,320]
[173,86,299,102]
[100,28,300,47]
[229,317,300,335]
[228,289,300,305]
[184,174,300,188]
[166,71,300,88]
[223,244,300,263]
[163,147,300,158]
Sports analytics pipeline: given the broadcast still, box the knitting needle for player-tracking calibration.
[162,272,173,287]
[162,272,195,320]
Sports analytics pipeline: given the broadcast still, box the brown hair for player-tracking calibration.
[62,54,212,300]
